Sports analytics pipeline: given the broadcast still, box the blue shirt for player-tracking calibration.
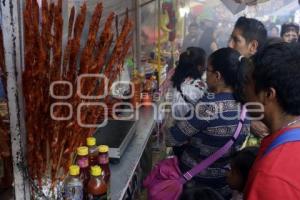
[166,92,250,199]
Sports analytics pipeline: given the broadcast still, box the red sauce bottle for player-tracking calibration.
[86,137,99,166]
[76,146,90,198]
[87,166,107,200]
[98,145,110,184]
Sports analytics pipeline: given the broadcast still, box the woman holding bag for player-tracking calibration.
[164,48,250,199]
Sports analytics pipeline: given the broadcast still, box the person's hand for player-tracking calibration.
[250,121,270,138]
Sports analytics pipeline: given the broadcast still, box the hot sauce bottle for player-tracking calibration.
[77,146,90,198]
[87,166,107,200]
[98,145,110,184]
[87,137,99,166]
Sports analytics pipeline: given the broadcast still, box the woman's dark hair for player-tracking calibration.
[181,187,225,200]
[230,147,259,190]
[171,47,206,91]
[209,47,249,102]
[234,17,267,51]
[280,23,300,37]
[252,42,300,115]
[198,27,215,55]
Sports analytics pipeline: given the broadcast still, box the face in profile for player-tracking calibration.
[205,61,217,92]
[198,63,206,74]
[228,28,252,58]
[282,30,298,43]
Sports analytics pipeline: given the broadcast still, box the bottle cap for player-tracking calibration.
[77,146,88,156]
[90,165,102,176]
[69,165,80,176]
[86,137,96,146]
[99,145,109,153]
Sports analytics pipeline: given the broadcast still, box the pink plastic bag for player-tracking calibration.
[143,156,183,200]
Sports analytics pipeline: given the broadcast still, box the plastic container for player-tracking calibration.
[63,165,83,200]
[76,146,90,197]
[87,137,99,166]
[87,166,107,200]
[98,145,110,184]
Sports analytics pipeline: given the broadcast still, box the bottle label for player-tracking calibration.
[88,194,107,200]
[98,154,109,164]
[64,184,83,200]
[77,157,89,168]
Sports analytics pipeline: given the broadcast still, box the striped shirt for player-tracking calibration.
[166,92,250,199]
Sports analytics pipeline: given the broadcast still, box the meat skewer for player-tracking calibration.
[21,0,133,196]
[79,3,103,74]
[82,12,115,97]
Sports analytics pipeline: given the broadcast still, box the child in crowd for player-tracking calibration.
[280,23,299,43]
[226,147,258,200]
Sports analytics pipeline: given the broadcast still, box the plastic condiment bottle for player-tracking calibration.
[87,137,99,166]
[76,146,90,189]
[98,145,111,184]
[87,166,107,200]
[63,165,83,200]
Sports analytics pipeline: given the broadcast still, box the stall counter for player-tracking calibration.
[110,107,155,200]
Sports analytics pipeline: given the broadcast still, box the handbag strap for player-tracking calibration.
[180,105,247,184]
[263,128,300,157]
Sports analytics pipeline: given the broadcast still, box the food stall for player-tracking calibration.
[8,0,300,199]
[0,0,184,199]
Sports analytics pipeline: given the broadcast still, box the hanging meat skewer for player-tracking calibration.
[79,3,103,75]
[87,11,133,135]
[22,0,133,196]
[57,2,105,179]
[105,11,133,89]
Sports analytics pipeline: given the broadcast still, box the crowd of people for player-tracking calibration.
[162,16,300,200]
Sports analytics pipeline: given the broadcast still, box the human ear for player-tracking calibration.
[263,87,276,105]
[216,71,222,80]
[249,40,259,55]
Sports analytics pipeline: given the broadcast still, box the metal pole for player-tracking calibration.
[133,0,141,74]
[157,0,161,75]
[1,0,30,199]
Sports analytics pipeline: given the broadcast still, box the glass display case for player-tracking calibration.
[140,0,184,87]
